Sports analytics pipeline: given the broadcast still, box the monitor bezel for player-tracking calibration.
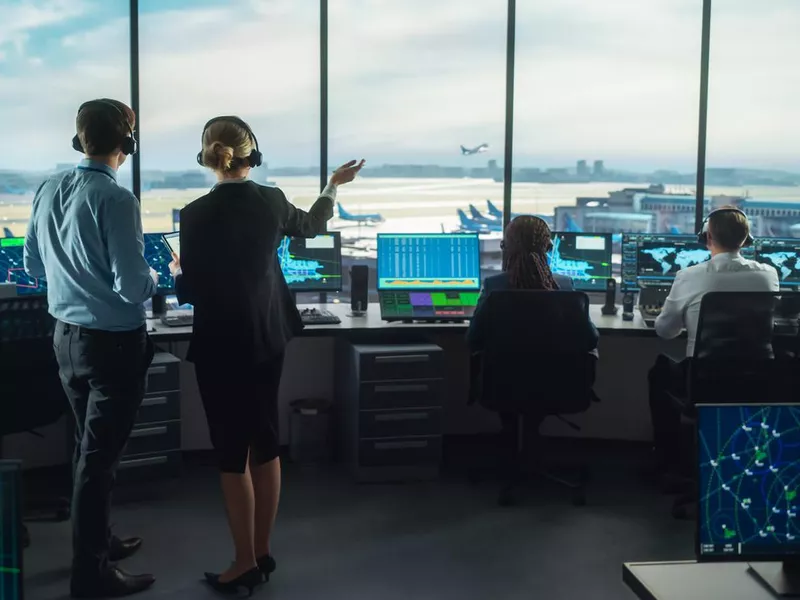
[549,231,614,292]
[376,232,482,292]
[695,402,800,564]
[283,231,343,294]
[0,460,23,600]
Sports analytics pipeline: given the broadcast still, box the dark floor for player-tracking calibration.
[24,443,693,600]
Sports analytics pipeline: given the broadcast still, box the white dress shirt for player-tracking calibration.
[654,251,779,357]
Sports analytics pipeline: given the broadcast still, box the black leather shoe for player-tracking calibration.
[256,555,276,581]
[204,568,262,596]
[70,566,155,598]
[109,536,143,562]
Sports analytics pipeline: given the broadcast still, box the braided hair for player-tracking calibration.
[502,215,559,290]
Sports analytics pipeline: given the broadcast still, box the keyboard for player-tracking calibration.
[160,314,194,327]
[300,308,341,326]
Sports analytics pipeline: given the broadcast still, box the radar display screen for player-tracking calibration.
[548,232,613,292]
[755,238,800,288]
[143,233,175,290]
[278,233,342,292]
[0,237,45,296]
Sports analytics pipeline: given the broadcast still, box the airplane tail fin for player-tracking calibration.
[457,209,471,227]
[486,199,501,217]
[3,227,13,238]
[337,202,351,219]
[469,204,483,220]
[460,145,468,155]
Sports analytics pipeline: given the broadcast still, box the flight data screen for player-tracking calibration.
[144,233,175,290]
[0,462,22,600]
[379,290,480,321]
[549,232,613,292]
[278,233,342,292]
[755,238,800,288]
[698,404,800,558]
[0,237,46,296]
[377,234,481,290]
[621,234,709,291]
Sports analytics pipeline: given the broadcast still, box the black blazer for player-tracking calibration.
[175,180,332,365]
[467,271,600,352]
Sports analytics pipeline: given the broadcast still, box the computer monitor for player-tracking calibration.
[621,234,710,291]
[549,232,613,292]
[0,237,46,296]
[278,232,342,292]
[697,404,800,569]
[754,238,800,289]
[0,460,23,600]
[376,233,481,290]
[143,233,176,291]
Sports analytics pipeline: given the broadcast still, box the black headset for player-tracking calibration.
[697,207,754,247]
[196,116,262,169]
[71,99,137,156]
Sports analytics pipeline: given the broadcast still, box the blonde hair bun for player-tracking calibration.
[202,141,234,171]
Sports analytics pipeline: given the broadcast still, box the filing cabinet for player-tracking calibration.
[338,344,444,482]
[117,352,182,483]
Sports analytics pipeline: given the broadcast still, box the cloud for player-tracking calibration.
[0,0,87,53]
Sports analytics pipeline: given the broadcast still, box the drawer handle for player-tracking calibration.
[130,426,168,438]
[141,396,168,407]
[374,354,430,364]
[118,455,169,469]
[375,412,429,422]
[147,366,168,376]
[374,384,429,393]
[374,440,429,450]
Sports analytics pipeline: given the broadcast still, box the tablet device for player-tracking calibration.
[163,232,180,258]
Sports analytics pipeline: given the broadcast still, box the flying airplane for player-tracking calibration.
[337,203,384,225]
[460,143,489,156]
[457,209,502,233]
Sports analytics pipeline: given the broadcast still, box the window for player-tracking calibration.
[513,0,703,240]
[0,0,131,236]
[138,0,320,233]
[705,0,800,239]
[328,0,508,294]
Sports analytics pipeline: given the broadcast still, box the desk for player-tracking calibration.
[623,561,777,600]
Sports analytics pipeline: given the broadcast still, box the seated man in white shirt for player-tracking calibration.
[648,207,779,478]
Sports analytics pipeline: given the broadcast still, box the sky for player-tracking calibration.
[0,0,797,173]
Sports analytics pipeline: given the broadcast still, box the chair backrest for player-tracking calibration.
[694,291,777,360]
[479,290,596,415]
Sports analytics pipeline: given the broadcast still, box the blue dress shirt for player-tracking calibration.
[24,159,156,331]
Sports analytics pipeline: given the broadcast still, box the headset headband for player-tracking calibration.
[71,99,137,156]
[697,206,754,248]
[196,116,263,168]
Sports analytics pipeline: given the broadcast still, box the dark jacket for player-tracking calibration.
[466,272,600,352]
[175,180,332,365]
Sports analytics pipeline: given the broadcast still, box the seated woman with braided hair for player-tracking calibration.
[466,214,599,352]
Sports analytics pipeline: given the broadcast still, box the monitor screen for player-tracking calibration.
[0,461,23,600]
[377,233,481,290]
[278,233,342,292]
[697,403,800,560]
[143,233,175,291]
[0,237,46,296]
[754,238,800,288]
[549,232,613,292]
[621,234,710,291]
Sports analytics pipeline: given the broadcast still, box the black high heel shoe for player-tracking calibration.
[256,555,276,582]
[204,567,262,596]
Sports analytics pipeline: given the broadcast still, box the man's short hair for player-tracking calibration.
[708,206,750,251]
[76,99,135,156]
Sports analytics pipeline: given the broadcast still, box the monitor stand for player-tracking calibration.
[749,560,800,596]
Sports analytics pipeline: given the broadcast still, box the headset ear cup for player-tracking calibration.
[121,137,136,156]
[72,135,84,153]
[249,150,263,168]
[197,151,204,167]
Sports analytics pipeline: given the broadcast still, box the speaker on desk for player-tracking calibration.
[622,292,635,321]
[151,293,167,317]
[349,265,369,317]
[601,278,618,316]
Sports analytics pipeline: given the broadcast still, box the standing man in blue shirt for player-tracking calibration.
[24,99,158,598]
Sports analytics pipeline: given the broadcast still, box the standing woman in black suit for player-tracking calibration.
[169,116,364,594]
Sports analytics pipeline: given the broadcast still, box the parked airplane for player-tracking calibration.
[3,227,14,237]
[460,143,489,156]
[337,203,384,225]
[469,204,500,225]
[484,200,554,227]
[457,209,502,233]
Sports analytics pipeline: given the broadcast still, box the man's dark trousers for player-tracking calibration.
[53,321,154,582]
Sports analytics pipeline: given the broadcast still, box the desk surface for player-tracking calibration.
[623,561,776,600]
[148,303,655,341]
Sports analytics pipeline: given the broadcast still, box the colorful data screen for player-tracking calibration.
[698,404,800,559]
[377,233,481,290]
[754,238,800,288]
[278,233,342,292]
[143,233,175,290]
[621,234,709,291]
[549,232,613,292]
[0,237,45,296]
[379,290,481,321]
[0,461,22,600]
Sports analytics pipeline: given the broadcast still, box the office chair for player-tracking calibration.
[667,291,800,519]
[0,297,71,541]
[473,290,599,507]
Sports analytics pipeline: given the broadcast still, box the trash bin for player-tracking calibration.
[289,398,332,464]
